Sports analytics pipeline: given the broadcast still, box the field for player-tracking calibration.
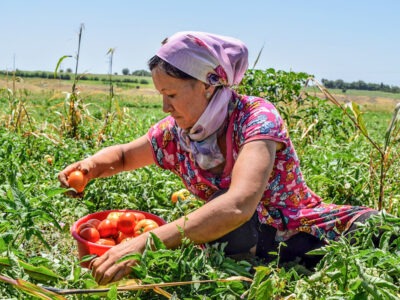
[0,70,399,299]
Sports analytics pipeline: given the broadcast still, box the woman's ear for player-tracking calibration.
[204,84,216,100]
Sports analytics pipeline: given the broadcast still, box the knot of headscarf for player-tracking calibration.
[156,31,248,170]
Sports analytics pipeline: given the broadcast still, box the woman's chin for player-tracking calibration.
[174,119,191,130]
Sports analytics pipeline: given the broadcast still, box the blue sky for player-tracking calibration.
[1,0,400,86]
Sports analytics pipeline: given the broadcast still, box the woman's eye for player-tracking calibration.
[167,94,175,98]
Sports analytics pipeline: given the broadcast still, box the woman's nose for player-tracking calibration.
[162,96,172,113]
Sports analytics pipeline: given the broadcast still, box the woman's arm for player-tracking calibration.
[58,135,154,187]
[92,139,278,284]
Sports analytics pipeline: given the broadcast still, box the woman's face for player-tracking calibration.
[152,66,211,130]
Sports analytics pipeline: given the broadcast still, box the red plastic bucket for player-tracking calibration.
[71,209,166,268]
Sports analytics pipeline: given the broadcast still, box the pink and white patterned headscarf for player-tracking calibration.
[156,31,249,169]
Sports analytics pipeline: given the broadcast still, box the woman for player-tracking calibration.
[59,31,375,285]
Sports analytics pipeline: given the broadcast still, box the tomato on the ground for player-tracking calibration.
[171,189,190,203]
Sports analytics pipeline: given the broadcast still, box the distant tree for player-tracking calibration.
[122,68,130,75]
[132,69,151,76]
[66,68,73,73]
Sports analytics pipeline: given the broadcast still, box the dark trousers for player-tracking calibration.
[211,210,379,269]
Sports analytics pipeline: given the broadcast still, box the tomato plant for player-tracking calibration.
[67,170,88,193]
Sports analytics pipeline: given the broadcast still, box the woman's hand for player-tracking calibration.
[90,234,147,285]
[58,159,96,197]
[58,136,155,196]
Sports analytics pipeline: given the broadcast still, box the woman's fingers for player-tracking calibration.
[58,160,91,194]
[91,251,135,285]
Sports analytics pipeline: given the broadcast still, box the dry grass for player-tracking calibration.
[2,77,399,111]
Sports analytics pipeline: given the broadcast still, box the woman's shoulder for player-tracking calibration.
[231,93,281,122]
[233,93,277,112]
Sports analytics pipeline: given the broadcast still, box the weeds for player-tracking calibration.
[309,78,400,212]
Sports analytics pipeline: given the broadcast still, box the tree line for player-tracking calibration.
[0,69,150,85]
[321,78,400,94]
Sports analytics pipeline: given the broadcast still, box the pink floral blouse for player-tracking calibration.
[147,92,372,242]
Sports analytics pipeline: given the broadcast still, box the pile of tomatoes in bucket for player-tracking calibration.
[76,211,162,246]
[71,210,166,267]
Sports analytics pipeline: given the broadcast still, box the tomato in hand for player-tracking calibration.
[117,212,137,234]
[134,219,159,236]
[67,170,88,193]
[97,219,118,238]
[79,227,100,243]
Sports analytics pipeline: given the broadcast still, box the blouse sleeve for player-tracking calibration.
[237,97,289,147]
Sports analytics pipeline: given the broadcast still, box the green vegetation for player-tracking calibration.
[0,24,399,298]
[0,67,399,299]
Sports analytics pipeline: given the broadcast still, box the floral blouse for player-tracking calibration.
[147,92,372,242]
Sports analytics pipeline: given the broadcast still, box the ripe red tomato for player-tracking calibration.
[67,170,88,193]
[116,231,135,244]
[86,218,101,229]
[79,227,100,243]
[119,237,135,244]
[117,212,137,234]
[134,219,159,236]
[77,222,95,235]
[107,212,123,222]
[95,238,116,246]
[97,219,118,238]
[133,212,146,221]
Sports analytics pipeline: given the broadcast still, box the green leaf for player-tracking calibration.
[54,55,72,78]
[45,187,69,197]
[0,256,62,282]
[106,284,118,300]
[149,232,166,250]
[350,102,368,136]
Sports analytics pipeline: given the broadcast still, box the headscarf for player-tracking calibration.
[156,31,248,169]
